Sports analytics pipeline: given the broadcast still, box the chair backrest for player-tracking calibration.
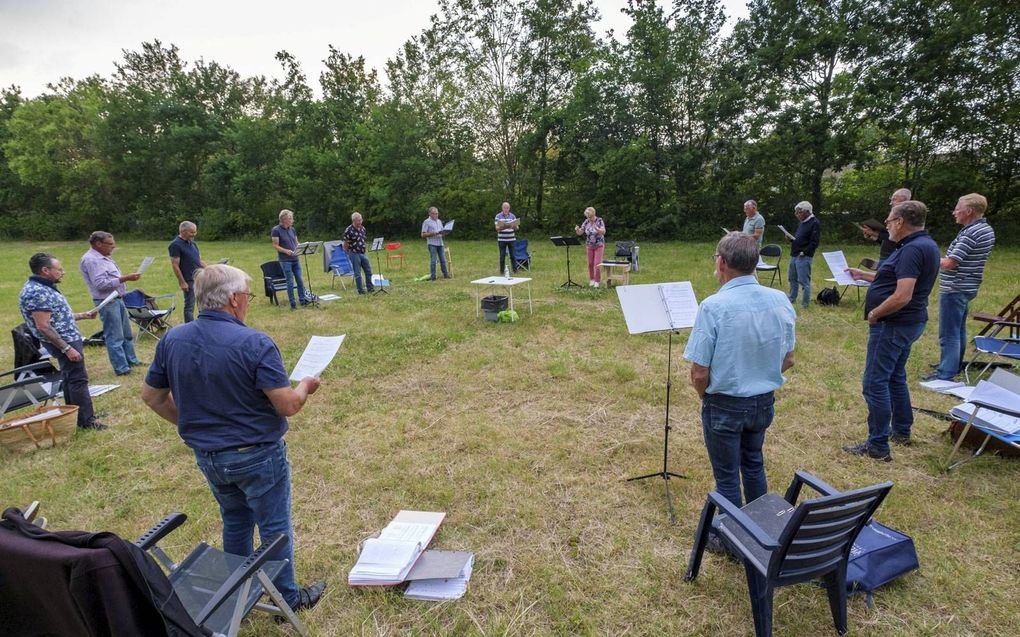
[760,244,782,258]
[771,481,893,585]
[330,245,354,276]
[260,261,285,280]
[122,289,149,309]
[11,324,47,369]
[513,239,530,259]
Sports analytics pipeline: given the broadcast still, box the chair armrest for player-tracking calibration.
[135,512,188,550]
[784,470,840,503]
[194,534,287,626]
[0,361,54,381]
[707,492,780,549]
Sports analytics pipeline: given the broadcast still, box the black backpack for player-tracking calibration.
[817,286,840,306]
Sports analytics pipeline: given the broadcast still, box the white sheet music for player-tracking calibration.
[289,335,345,381]
[92,291,120,313]
[777,224,795,240]
[442,220,455,232]
[659,282,699,329]
[138,256,155,273]
[823,251,857,286]
[371,237,384,251]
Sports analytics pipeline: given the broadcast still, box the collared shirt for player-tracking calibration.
[168,236,202,282]
[790,214,821,257]
[144,309,292,452]
[580,217,605,248]
[271,224,299,262]
[743,213,765,246]
[683,275,796,398]
[19,276,82,344]
[79,248,126,299]
[940,218,995,295]
[495,212,517,242]
[421,217,445,247]
[864,230,940,324]
[343,224,368,253]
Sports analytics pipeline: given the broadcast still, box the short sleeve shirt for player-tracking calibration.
[940,218,995,294]
[743,213,765,246]
[144,309,291,452]
[19,277,82,344]
[495,212,517,242]
[343,224,368,254]
[864,230,940,324]
[580,217,605,248]
[271,224,299,262]
[168,236,202,282]
[422,217,445,247]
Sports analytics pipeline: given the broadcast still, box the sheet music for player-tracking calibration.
[659,282,699,329]
[289,335,346,381]
[92,291,120,313]
[822,251,857,286]
[777,224,795,240]
[442,220,455,232]
[721,227,730,234]
[138,256,155,273]
[371,237,384,251]
[381,522,436,544]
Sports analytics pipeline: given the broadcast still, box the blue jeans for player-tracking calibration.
[96,298,139,374]
[937,291,976,379]
[428,244,449,279]
[194,439,299,607]
[700,392,775,508]
[350,253,375,293]
[788,255,812,307]
[279,260,307,307]
[863,321,926,452]
[182,285,195,323]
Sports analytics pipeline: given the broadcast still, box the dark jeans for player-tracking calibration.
[498,241,517,274]
[863,321,926,452]
[428,244,449,279]
[788,255,812,308]
[193,439,299,607]
[350,252,375,293]
[937,291,976,379]
[700,391,775,508]
[279,260,307,307]
[43,340,95,427]
[182,285,195,323]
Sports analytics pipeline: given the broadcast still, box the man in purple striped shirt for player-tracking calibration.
[79,231,144,375]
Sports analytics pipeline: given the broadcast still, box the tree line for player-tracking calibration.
[0,0,1016,244]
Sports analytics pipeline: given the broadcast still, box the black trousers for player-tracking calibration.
[43,340,95,427]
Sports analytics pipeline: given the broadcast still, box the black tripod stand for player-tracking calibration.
[294,241,321,305]
[550,236,582,288]
[627,330,687,523]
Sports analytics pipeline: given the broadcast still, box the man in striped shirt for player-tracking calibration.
[495,201,519,274]
[926,193,996,381]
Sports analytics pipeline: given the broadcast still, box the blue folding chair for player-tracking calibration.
[329,246,354,290]
[964,321,1020,383]
[512,239,532,272]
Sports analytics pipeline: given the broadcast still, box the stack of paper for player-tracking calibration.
[348,511,445,586]
[919,379,973,400]
[949,380,1020,435]
[404,552,474,601]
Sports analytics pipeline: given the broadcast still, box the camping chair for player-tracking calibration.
[972,293,1020,338]
[755,245,782,287]
[0,361,63,418]
[963,321,1020,383]
[943,368,1020,471]
[328,245,354,290]
[686,471,893,637]
[385,242,405,269]
[512,239,532,271]
[11,323,49,368]
[260,262,288,306]
[123,289,177,341]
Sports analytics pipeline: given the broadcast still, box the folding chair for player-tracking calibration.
[972,293,1020,338]
[943,368,1020,471]
[328,245,354,290]
[260,262,288,305]
[385,242,405,269]
[123,289,177,341]
[512,239,532,271]
[755,244,782,287]
[0,361,63,418]
[686,471,893,637]
[11,323,49,368]
[963,321,1020,383]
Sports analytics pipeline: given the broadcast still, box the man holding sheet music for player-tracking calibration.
[271,209,310,310]
[784,201,821,308]
[79,231,144,376]
[343,212,375,294]
[420,206,451,280]
[683,233,796,514]
[141,264,326,615]
[843,200,940,460]
[742,200,765,247]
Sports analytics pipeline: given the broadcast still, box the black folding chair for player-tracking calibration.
[0,361,63,418]
[260,262,288,305]
[123,289,177,340]
[686,471,893,637]
[755,244,783,287]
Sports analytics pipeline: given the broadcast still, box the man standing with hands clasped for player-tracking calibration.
[169,221,207,323]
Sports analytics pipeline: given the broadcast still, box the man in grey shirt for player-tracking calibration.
[742,200,765,247]
[420,206,451,280]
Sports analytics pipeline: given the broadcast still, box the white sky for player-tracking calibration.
[0,0,749,98]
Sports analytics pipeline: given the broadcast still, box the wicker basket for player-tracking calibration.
[0,404,79,453]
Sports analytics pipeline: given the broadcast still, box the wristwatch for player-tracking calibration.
[60,344,72,354]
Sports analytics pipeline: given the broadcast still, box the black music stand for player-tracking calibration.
[550,236,582,288]
[369,237,389,295]
[294,241,322,304]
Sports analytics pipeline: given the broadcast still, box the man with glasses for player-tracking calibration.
[79,231,144,376]
[843,201,940,460]
[141,264,326,616]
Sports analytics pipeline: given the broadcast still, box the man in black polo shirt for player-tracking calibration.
[168,221,207,323]
[842,200,940,461]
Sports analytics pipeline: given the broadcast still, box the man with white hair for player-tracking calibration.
[742,200,765,247]
[786,201,821,308]
[142,264,326,615]
[343,212,375,294]
[169,220,207,322]
[271,209,309,310]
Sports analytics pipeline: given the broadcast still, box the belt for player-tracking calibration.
[205,441,276,454]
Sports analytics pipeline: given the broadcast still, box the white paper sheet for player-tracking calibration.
[371,237,384,251]
[88,384,120,397]
[659,282,699,330]
[443,220,455,232]
[404,554,474,601]
[92,291,120,313]
[138,256,155,273]
[2,408,64,428]
[777,224,795,240]
[317,294,341,302]
[289,335,345,381]
[822,251,857,286]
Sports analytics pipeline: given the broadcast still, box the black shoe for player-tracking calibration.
[890,433,912,446]
[290,304,297,310]
[292,580,326,612]
[443,275,452,279]
[115,369,131,376]
[79,421,109,431]
[130,360,146,367]
[842,441,892,462]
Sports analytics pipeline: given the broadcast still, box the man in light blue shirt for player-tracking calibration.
[742,200,766,247]
[683,232,796,510]
[420,206,451,280]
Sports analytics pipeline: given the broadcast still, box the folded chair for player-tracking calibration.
[260,262,288,305]
[512,239,532,271]
[943,368,1020,471]
[123,289,177,341]
[328,245,354,290]
[0,361,63,418]
[963,320,1020,383]
[755,244,782,288]
[972,293,1020,338]
[686,471,893,637]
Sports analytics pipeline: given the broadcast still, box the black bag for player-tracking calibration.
[846,520,919,606]
[817,286,840,306]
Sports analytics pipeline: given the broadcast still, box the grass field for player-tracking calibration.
[1,236,1018,637]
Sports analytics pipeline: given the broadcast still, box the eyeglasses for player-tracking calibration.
[883,216,901,226]
[235,291,255,302]
[712,253,720,260]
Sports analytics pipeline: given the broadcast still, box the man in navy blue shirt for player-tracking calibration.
[271,209,309,310]
[785,201,821,308]
[168,221,206,323]
[843,200,940,461]
[141,264,325,615]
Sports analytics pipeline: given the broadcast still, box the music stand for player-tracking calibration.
[369,237,389,295]
[550,236,582,288]
[616,282,699,523]
[294,241,322,304]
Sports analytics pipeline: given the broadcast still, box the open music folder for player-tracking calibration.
[617,282,699,334]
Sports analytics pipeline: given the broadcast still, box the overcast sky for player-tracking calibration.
[0,0,749,98]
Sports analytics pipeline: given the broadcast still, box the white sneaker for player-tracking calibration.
[590,280,598,288]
